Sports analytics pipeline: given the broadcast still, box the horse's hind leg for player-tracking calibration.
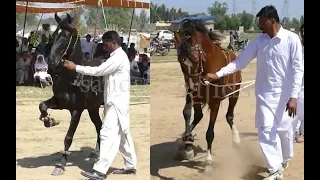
[39,97,59,127]
[204,102,220,173]
[52,109,83,176]
[226,90,241,146]
[88,107,103,159]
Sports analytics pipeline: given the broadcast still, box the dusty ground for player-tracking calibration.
[16,85,150,180]
[150,52,304,180]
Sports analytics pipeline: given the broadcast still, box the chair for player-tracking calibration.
[33,70,53,89]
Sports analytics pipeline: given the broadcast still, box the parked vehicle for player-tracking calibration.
[150,30,174,40]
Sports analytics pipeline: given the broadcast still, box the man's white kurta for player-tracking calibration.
[215,27,304,130]
[76,47,131,134]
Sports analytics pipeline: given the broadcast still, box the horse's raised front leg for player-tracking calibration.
[226,90,241,146]
[180,95,203,160]
[87,107,102,160]
[204,102,220,173]
[52,109,83,176]
[39,97,60,127]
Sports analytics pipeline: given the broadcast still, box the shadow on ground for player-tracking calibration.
[151,138,208,180]
[16,147,119,175]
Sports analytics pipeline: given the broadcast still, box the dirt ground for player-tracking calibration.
[16,87,150,180]
[150,59,304,180]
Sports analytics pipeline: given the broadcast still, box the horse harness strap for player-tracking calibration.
[61,33,79,63]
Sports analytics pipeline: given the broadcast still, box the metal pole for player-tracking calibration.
[127,8,135,46]
[92,4,99,59]
[21,1,28,52]
[37,13,43,30]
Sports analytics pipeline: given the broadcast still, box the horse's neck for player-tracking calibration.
[202,37,228,73]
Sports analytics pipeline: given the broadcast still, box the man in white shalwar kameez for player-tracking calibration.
[63,31,137,180]
[292,24,304,143]
[204,6,303,180]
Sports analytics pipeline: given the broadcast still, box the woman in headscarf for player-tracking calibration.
[33,54,52,86]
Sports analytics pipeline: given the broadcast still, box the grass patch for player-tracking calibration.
[16,85,149,105]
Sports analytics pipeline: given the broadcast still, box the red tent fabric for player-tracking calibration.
[16,4,75,13]
[17,0,150,9]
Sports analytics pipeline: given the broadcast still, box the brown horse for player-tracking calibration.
[174,19,242,172]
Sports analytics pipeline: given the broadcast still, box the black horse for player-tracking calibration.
[39,13,104,176]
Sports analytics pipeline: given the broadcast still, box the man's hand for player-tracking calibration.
[204,73,218,82]
[286,98,297,118]
[63,60,76,71]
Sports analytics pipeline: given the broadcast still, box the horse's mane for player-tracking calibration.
[181,19,223,43]
[178,19,224,51]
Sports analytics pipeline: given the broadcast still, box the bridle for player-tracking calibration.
[178,35,207,85]
[51,27,79,80]
[60,31,79,65]
[52,28,79,67]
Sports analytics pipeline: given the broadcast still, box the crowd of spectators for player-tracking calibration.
[16,32,150,87]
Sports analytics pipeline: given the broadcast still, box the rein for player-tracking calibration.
[60,32,79,65]
[180,36,206,78]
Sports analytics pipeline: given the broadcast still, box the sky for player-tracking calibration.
[152,0,304,19]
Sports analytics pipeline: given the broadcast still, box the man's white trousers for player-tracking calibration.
[256,104,294,174]
[93,106,137,174]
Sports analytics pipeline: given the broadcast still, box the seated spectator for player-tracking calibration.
[83,52,90,62]
[16,38,19,48]
[16,51,31,85]
[17,38,29,53]
[16,52,20,62]
[130,55,140,83]
[127,43,137,58]
[138,54,150,84]
[33,54,52,86]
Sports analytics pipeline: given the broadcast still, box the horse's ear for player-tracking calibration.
[55,13,61,24]
[66,13,73,24]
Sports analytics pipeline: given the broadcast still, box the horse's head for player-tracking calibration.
[49,13,79,68]
[176,19,208,91]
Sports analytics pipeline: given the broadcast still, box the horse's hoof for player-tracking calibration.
[233,134,241,145]
[183,149,195,160]
[44,117,60,128]
[203,165,213,175]
[51,167,64,176]
[232,141,241,149]
[175,149,194,160]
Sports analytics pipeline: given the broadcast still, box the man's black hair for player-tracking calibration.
[102,31,121,45]
[300,23,304,29]
[256,5,280,23]
[86,34,91,37]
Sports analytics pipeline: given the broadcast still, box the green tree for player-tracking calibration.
[228,15,240,30]
[137,10,150,31]
[288,17,301,30]
[84,7,134,30]
[300,15,304,25]
[238,10,254,30]
[207,1,228,30]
